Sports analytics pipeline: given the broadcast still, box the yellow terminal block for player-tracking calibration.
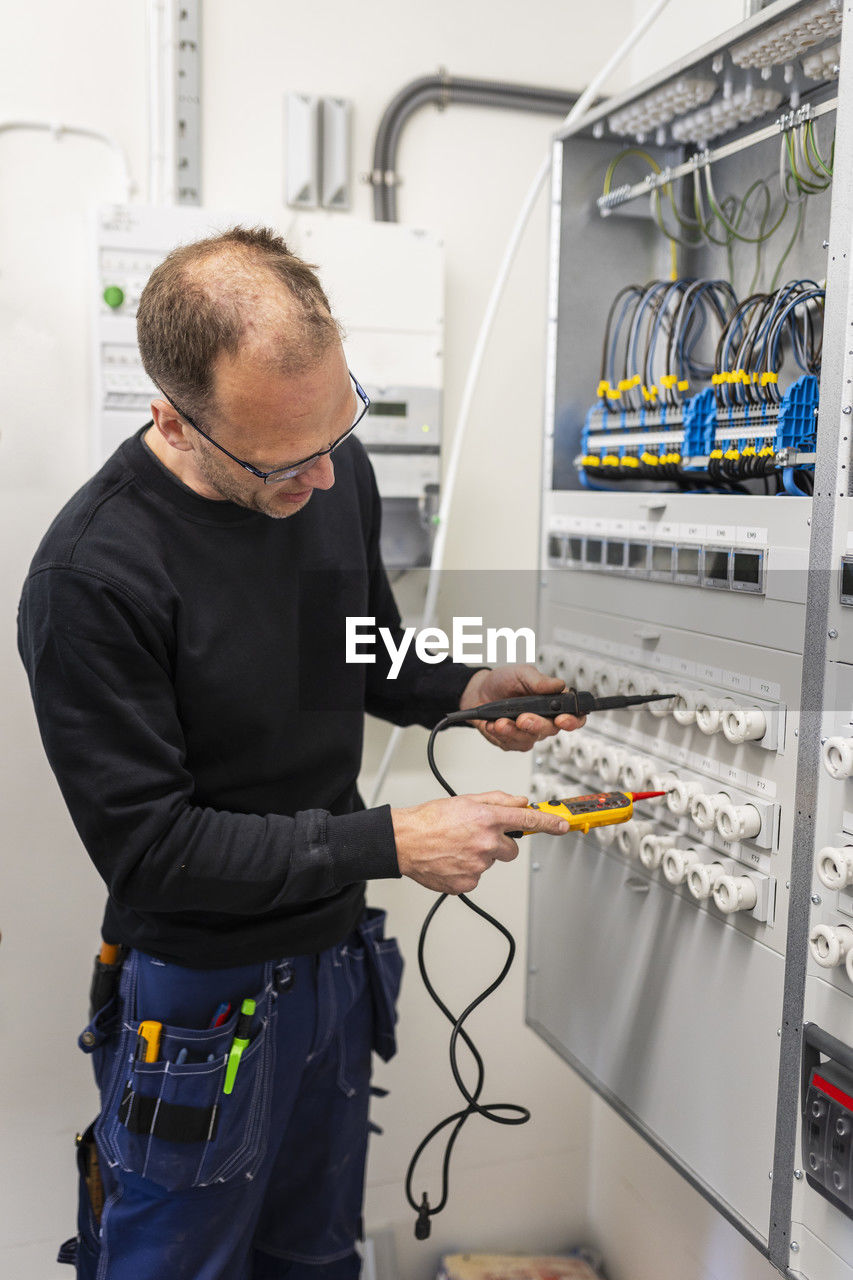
[710,448,724,460]
[760,371,779,386]
[601,455,621,467]
[641,451,660,466]
[677,379,689,391]
[659,374,677,389]
[597,379,611,398]
[621,455,640,468]
[724,448,740,460]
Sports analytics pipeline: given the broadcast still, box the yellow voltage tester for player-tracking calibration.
[530,788,666,834]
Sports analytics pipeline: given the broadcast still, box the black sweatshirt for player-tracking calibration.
[17,429,475,967]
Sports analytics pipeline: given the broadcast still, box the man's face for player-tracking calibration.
[189,343,355,519]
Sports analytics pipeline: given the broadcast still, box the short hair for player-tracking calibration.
[137,225,341,424]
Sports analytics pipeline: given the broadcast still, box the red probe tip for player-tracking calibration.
[629,790,666,801]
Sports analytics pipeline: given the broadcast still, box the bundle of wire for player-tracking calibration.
[598,277,738,412]
[601,114,833,288]
[580,276,824,491]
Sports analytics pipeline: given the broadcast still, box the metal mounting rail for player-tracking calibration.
[597,96,838,216]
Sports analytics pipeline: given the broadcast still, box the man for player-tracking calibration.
[18,226,581,1279]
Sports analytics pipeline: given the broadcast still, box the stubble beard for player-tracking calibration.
[194,445,310,519]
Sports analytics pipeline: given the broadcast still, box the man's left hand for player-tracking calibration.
[458,665,586,752]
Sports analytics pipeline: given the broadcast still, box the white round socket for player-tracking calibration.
[593,664,621,698]
[645,773,671,803]
[823,736,853,780]
[817,846,853,891]
[672,689,698,726]
[691,791,730,832]
[716,802,762,842]
[639,833,676,870]
[595,743,625,785]
[569,736,597,773]
[695,696,735,736]
[647,686,676,718]
[616,819,654,859]
[555,654,573,686]
[641,764,665,796]
[595,824,616,846]
[620,671,647,699]
[722,705,767,745]
[662,845,703,885]
[687,861,726,900]
[550,734,574,766]
[620,754,649,792]
[666,779,703,816]
[713,874,758,914]
[573,656,594,690]
[538,648,560,680]
[809,923,853,969]
[651,773,679,805]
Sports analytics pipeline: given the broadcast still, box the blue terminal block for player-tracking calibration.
[776,374,819,452]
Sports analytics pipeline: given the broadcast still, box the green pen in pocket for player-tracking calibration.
[223,998,256,1095]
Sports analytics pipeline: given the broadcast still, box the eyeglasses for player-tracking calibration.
[159,371,370,484]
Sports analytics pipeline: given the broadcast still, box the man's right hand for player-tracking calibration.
[390,792,569,895]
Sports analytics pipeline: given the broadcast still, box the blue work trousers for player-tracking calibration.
[71,909,403,1280]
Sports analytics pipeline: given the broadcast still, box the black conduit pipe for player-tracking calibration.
[370,72,581,222]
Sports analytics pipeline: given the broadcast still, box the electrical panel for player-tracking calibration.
[528,2,853,1275]
[93,206,443,568]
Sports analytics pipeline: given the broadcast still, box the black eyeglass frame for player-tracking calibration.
[157,371,371,484]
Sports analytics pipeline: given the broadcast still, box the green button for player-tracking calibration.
[103,285,125,309]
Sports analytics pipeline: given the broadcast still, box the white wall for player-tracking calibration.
[0,2,784,1279]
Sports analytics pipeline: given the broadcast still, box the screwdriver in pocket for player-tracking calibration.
[223,999,256,1095]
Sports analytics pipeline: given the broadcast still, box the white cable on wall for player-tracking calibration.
[368,0,674,807]
[0,121,133,202]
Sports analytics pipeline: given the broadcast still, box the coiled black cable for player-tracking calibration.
[405,717,530,1239]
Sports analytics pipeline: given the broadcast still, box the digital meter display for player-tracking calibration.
[705,548,730,584]
[606,540,625,567]
[369,402,408,417]
[733,551,762,586]
[628,542,648,569]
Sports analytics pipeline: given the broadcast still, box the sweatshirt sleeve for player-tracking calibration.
[17,565,399,917]
[359,458,481,728]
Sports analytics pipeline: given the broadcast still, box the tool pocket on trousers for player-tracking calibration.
[358,907,404,1062]
[101,998,275,1193]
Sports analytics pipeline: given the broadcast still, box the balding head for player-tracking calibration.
[137,226,341,427]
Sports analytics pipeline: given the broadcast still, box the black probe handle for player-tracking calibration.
[443,691,587,725]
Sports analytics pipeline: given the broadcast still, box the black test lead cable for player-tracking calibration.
[406,685,674,1239]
